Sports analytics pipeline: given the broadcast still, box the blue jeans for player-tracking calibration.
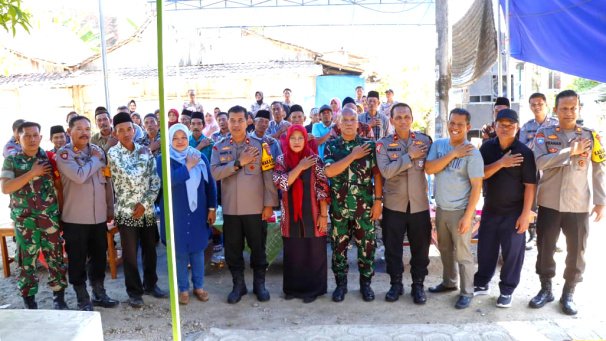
[176,250,205,292]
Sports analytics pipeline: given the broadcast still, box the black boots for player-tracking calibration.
[74,284,94,311]
[560,283,578,315]
[411,279,427,305]
[529,279,554,308]
[385,275,404,302]
[52,289,69,310]
[253,268,270,302]
[332,275,348,302]
[227,271,248,304]
[23,295,37,309]
[92,282,119,308]
[359,276,375,302]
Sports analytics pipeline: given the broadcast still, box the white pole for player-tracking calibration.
[98,0,111,111]
[496,0,502,99]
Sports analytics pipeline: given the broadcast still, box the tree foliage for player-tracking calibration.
[571,77,599,93]
[0,0,31,36]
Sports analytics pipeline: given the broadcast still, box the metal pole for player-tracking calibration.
[496,0,502,99]
[156,1,182,340]
[98,0,111,111]
[505,0,512,101]
[435,0,450,138]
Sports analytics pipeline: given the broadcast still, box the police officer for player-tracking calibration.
[56,116,119,311]
[529,90,605,315]
[211,105,279,304]
[519,92,558,249]
[1,121,68,309]
[3,119,25,158]
[249,109,282,159]
[324,107,383,302]
[376,103,432,304]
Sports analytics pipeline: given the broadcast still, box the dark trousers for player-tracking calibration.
[473,212,525,295]
[62,222,108,286]
[119,222,158,298]
[223,214,268,272]
[535,206,588,284]
[381,207,431,282]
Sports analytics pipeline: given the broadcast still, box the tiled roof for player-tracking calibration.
[0,61,322,88]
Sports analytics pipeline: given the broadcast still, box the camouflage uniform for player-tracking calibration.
[324,136,378,279]
[0,148,67,297]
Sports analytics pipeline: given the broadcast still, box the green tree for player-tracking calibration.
[0,0,31,36]
[570,77,599,93]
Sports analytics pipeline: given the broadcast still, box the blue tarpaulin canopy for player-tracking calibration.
[504,0,606,82]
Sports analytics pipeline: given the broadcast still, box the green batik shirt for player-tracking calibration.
[1,149,59,220]
[324,136,377,217]
[108,143,160,227]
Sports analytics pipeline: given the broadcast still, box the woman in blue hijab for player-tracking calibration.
[156,123,217,304]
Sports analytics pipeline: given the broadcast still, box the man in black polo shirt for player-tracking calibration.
[473,109,537,308]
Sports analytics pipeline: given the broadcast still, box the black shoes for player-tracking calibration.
[144,285,168,299]
[385,283,404,302]
[128,296,144,308]
[455,295,472,309]
[74,285,93,311]
[428,284,458,293]
[52,289,69,310]
[302,296,316,304]
[227,272,248,304]
[359,277,375,302]
[332,276,348,302]
[411,283,427,305]
[253,269,270,302]
[560,285,577,315]
[23,295,38,309]
[92,282,119,308]
[529,280,554,309]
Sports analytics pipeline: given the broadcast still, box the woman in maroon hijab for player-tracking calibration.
[273,125,330,303]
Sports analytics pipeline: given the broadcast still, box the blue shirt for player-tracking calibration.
[155,154,217,254]
[312,122,334,159]
[427,138,484,211]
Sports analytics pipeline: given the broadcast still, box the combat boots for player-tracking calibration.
[332,275,348,302]
[227,271,248,304]
[529,278,554,308]
[92,281,119,308]
[411,278,427,305]
[52,289,69,310]
[253,268,270,302]
[385,274,404,302]
[560,283,578,315]
[359,276,375,302]
[22,295,37,309]
[74,284,94,311]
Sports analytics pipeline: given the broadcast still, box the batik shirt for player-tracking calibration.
[1,148,59,220]
[324,136,378,218]
[108,143,160,227]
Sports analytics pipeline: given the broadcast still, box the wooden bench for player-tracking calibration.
[0,223,15,278]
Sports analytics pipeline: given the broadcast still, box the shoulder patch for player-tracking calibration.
[60,151,68,160]
[376,142,383,154]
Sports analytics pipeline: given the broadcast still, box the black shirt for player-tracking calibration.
[480,137,537,215]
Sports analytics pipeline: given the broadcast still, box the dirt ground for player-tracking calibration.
[1,200,605,341]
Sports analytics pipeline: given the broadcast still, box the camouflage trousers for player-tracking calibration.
[14,213,67,297]
[330,209,376,279]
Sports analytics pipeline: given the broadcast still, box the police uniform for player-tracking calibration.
[324,136,378,284]
[532,125,606,287]
[210,136,279,302]
[56,143,117,308]
[376,131,433,295]
[519,117,559,148]
[0,148,67,299]
[2,137,21,158]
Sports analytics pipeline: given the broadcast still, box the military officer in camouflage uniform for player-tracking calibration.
[324,107,383,302]
[1,121,68,309]
[376,103,433,304]
[529,90,606,315]
[211,105,279,304]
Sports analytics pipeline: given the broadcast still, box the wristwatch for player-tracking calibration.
[234,160,242,170]
[374,196,384,202]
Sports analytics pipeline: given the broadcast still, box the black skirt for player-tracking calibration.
[282,236,327,299]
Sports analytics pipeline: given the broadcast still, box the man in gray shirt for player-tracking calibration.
[56,116,119,311]
[425,108,484,309]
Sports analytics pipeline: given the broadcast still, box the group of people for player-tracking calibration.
[1,88,603,317]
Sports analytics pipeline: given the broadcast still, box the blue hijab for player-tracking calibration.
[168,124,208,212]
